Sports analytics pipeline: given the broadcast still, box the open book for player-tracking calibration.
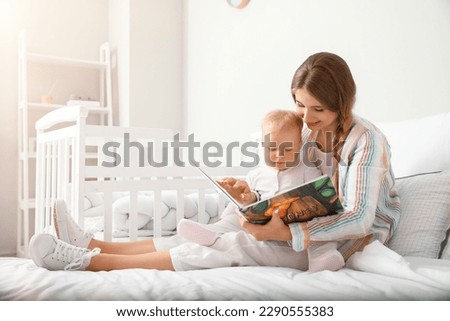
[198,168,344,225]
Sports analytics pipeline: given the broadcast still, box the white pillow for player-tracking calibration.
[388,171,450,259]
[84,192,104,208]
[375,112,450,178]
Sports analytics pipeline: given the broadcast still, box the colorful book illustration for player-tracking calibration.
[198,168,344,225]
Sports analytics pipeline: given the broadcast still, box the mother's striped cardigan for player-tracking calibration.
[289,115,401,260]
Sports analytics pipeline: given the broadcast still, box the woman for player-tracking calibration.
[29,52,400,271]
[226,52,401,260]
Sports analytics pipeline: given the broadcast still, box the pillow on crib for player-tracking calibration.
[388,170,450,259]
[85,193,104,208]
[375,112,450,178]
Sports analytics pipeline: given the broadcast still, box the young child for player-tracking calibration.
[177,109,345,272]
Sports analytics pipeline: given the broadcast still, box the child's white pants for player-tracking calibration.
[153,214,308,271]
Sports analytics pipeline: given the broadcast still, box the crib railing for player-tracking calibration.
[35,106,250,242]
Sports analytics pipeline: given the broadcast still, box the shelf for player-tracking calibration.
[18,31,113,257]
[20,152,101,160]
[20,152,35,159]
[27,52,107,69]
[27,103,110,114]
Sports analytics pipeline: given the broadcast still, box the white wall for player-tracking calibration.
[109,0,184,130]
[0,0,21,256]
[129,0,183,130]
[109,0,130,126]
[184,0,450,143]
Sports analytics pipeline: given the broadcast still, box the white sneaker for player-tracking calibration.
[29,233,100,271]
[177,219,219,246]
[53,199,93,248]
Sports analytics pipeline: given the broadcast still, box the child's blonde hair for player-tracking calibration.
[261,109,303,137]
[261,110,303,168]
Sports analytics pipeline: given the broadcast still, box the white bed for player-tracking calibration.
[1,241,449,300]
[2,110,450,301]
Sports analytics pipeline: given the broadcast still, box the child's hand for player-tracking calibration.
[217,178,255,205]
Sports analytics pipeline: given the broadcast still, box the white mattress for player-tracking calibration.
[1,241,449,300]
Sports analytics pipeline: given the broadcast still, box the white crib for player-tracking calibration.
[34,106,250,247]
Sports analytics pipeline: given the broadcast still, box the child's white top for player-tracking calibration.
[245,163,322,199]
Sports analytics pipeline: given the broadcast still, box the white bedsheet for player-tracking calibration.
[1,241,449,300]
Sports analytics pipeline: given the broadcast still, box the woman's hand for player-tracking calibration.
[238,213,292,242]
[217,178,256,205]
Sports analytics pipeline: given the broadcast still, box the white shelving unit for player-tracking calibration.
[17,31,113,257]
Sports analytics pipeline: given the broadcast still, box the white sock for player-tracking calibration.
[308,248,345,272]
